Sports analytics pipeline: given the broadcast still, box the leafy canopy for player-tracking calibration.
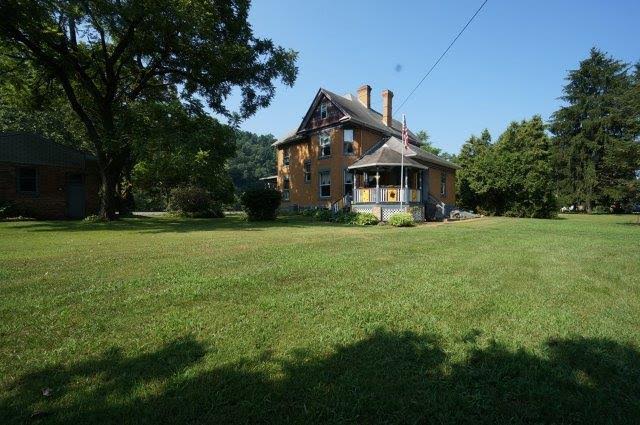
[0,0,298,218]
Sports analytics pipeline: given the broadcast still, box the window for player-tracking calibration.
[343,169,353,196]
[283,147,290,166]
[440,171,447,196]
[283,176,290,201]
[319,132,331,157]
[18,167,38,194]
[303,160,311,183]
[320,102,328,119]
[319,170,331,198]
[343,129,354,155]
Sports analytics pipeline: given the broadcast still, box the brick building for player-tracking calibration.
[0,132,100,219]
[272,85,459,221]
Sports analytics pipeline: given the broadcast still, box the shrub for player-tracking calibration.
[333,210,358,223]
[354,212,379,226]
[168,186,223,218]
[592,205,609,215]
[311,208,333,222]
[0,200,15,219]
[83,214,106,222]
[240,188,281,221]
[388,212,415,227]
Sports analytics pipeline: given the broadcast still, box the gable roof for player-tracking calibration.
[348,136,460,171]
[273,88,418,147]
[0,132,96,168]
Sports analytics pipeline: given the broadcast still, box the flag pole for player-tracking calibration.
[400,114,405,208]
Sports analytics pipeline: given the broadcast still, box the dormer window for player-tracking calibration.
[319,132,331,157]
[320,102,328,119]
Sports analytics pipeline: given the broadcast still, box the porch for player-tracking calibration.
[353,186,421,204]
[347,167,426,222]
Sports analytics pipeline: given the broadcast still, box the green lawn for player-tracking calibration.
[1,214,639,423]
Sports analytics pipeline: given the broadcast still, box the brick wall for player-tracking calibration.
[276,125,386,208]
[0,162,100,219]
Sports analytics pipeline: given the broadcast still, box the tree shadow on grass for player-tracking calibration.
[8,215,333,234]
[2,330,639,424]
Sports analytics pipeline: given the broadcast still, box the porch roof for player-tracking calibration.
[348,136,460,171]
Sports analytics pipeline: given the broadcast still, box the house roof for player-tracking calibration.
[348,136,460,171]
[0,132,96,168]
[273,88,418,147]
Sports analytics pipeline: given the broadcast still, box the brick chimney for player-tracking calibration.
[382,89,393,127]
[357,84,371,109]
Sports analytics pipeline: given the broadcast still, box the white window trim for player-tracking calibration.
[319,170,331,198]
[343,129,354,155]
[343,169,354,196]
[283,147,290,166]
[319,132,331,157]
[440,172,446,196]
[303,160,311,183]
[283,176,291,201]
[320,102,328,119]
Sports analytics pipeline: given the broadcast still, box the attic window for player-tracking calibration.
[320,102,328,119]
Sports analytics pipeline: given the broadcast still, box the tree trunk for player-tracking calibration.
[99,166,120,220]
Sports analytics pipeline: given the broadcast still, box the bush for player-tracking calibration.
[240,188,281,221]
[591,205,609,215]
[168,186,223,218]
[311,208,333,222]
[0,200,15,219]
[388,212,415,227]
[83,214,106,222]
[354,212,379,225]
[332,210,358,223]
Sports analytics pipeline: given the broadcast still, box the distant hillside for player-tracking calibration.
[228,130,276,193]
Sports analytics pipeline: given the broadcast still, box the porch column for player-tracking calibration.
[375,170,380,204]
[404,170,409,204]
[352,172,356,204]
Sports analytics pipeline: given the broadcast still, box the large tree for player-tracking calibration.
[550,48,640,211]
[130,99,237,207]
[0,0,297,219]
[456,119,556,218]
[456,129,492,210]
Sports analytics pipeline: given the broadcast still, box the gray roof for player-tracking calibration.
[348,136,460,171]
[0,132,96,168]
[273,88,418,147]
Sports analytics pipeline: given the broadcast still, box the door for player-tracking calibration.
[67,174,86,219]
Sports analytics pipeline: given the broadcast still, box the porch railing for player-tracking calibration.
[353,187,421,204]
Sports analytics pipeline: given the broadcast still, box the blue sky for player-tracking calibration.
[234,0,640,154]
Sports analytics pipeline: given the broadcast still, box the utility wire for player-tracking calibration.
[396,0,489,112]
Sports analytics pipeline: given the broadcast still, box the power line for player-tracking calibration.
[396,0,489,112]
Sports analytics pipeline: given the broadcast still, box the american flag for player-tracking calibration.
[402,114,409,149]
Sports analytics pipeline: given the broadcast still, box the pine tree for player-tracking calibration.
[550,48,640,211]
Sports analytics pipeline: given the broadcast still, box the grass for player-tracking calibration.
[0,214,639,423]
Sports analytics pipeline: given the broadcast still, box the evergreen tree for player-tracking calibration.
[550,48,640,211]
